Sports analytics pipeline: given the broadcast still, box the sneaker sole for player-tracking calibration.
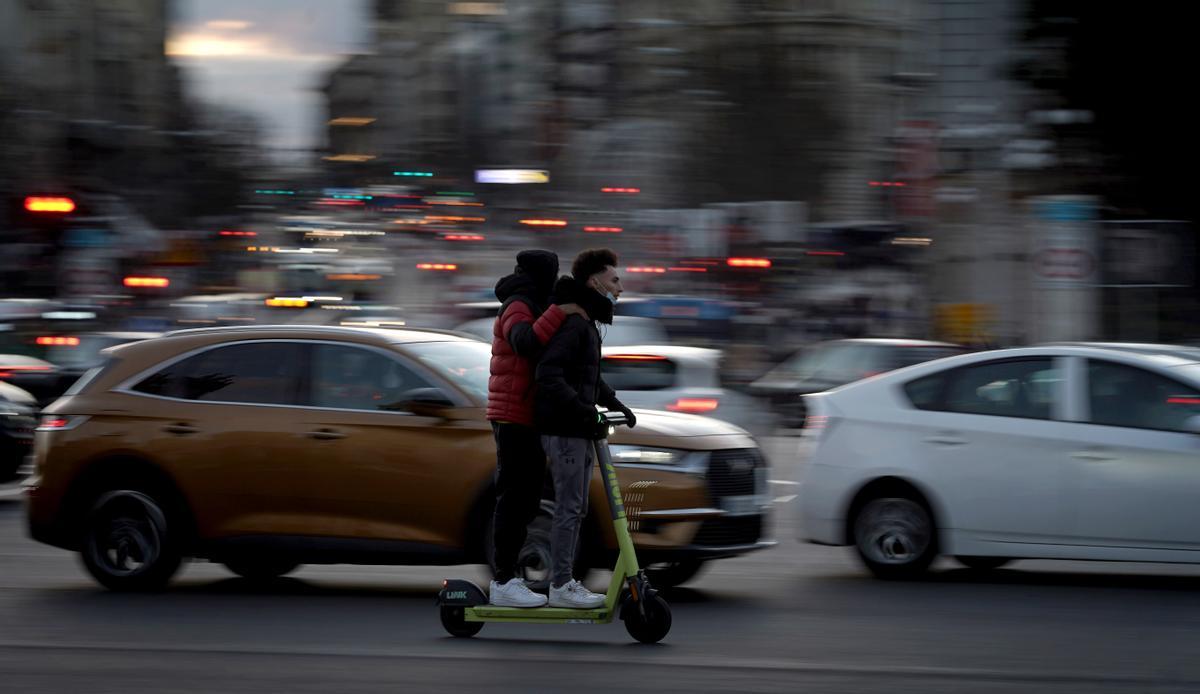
[489,598,548,608]
[547,600,605,609]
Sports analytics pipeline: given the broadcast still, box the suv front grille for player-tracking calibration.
[693,516,763,547]
[706,448,764,498]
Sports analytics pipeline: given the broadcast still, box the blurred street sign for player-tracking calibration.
[475,169,549,184]
[935,303,993,345]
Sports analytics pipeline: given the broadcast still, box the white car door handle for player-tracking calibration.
[924,434,967,446]
[1071,450,1115,462]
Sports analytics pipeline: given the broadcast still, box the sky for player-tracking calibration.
[167,0,369,161]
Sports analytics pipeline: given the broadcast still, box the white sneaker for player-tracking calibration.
[548,579,605,609]
[489,578,547,608]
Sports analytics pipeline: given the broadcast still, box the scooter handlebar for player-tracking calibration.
[600,410,629,427]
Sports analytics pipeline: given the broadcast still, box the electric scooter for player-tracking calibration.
[436,411,672,643]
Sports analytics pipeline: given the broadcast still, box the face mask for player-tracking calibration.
[592,279,617,305]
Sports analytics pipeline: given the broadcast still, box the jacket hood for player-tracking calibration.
[552,275,614,324]
[494,250,559,306]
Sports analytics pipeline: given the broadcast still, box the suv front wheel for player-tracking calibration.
[81,489,182,591]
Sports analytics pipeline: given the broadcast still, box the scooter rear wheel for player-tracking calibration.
[623,594,671,644]
[440,606,484,638]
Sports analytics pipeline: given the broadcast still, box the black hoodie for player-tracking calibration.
[534,276,625,437]
[493,250,560,357]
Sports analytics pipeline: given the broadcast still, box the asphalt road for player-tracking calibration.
[3,436,1200,693]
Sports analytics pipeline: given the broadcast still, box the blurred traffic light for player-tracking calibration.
[24,196,76,213]
[123,276,170,288]
[726,257,772,268]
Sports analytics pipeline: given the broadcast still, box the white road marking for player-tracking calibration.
[768,480,798,486]
[0,487,25,500]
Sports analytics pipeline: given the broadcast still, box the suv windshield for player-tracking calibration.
[405,340,490,401]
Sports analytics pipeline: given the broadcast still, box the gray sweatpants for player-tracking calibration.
[541,434,595,586]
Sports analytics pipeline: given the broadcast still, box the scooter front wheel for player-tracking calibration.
[623,594,671,644]
[440,606,484,638]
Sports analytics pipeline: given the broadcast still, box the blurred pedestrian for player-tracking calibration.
[535,248,636,609]
[487,250,585,608]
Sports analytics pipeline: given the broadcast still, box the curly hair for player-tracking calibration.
[571,248,618,281]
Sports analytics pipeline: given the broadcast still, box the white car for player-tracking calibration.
[799,342,1200,579]
[601,345,775,439]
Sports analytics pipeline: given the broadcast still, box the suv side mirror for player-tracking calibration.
[392,387,455,417]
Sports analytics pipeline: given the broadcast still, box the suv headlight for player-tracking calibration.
[610,446,685,465]
[608,445,706,473]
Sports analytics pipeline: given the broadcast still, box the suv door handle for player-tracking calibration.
[307,428,346,441]
[923,433,967,446]
[1071,450,1115,462]
[163,423,198,435]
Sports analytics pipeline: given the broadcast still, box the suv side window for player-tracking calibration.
[600,356,677,391]
[1087,359,1200,432]
[133,342,304,405]
[308,344,434,411]
[903,358,1060,420]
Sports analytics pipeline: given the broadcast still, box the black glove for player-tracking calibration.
[618,406,637,429]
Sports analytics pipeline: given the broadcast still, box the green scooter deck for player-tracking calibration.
[466,605,612,623]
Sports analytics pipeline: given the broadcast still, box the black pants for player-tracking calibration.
[491,422,546,583]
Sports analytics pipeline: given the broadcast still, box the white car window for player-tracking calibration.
[600,355,677,390]
[904,358,1061,420]
[1087,359,1200,432]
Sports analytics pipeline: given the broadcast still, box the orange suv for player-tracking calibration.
[27,325,773,590]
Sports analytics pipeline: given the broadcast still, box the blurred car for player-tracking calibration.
[39,330,160,379]
[751,338,970,427]
[601,345,775,438]
[0,354,61,407]
[27,324,772,591]
[0,380,38,481]
[1,332,159,406]
[799,342,1200,580]
[455,314,669,346]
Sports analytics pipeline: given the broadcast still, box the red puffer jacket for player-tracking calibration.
[487,298,565,425]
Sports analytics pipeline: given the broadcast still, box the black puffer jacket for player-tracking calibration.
[534,276,625,437]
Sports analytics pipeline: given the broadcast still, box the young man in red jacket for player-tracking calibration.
[486,250,583,607]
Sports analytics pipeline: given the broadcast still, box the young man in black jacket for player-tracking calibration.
[534,248,637,609]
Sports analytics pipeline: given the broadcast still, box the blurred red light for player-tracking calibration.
[600,187,640,194]
[726,258,771,268]
[25,196,76,213]
[667,398,719,413]
[36,336,80,346]
[443,234,485,241]
[1167,397,1200,405]
[627,266,666,274]
[583,226,623,233]
[668,266,707,273]
[416,263,458,271]
[123,276,170,287]
[519,219,567,227]
[219,230,257,237]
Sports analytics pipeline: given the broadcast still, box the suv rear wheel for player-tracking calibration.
[81,489,182,591]
[852,496,937,580]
